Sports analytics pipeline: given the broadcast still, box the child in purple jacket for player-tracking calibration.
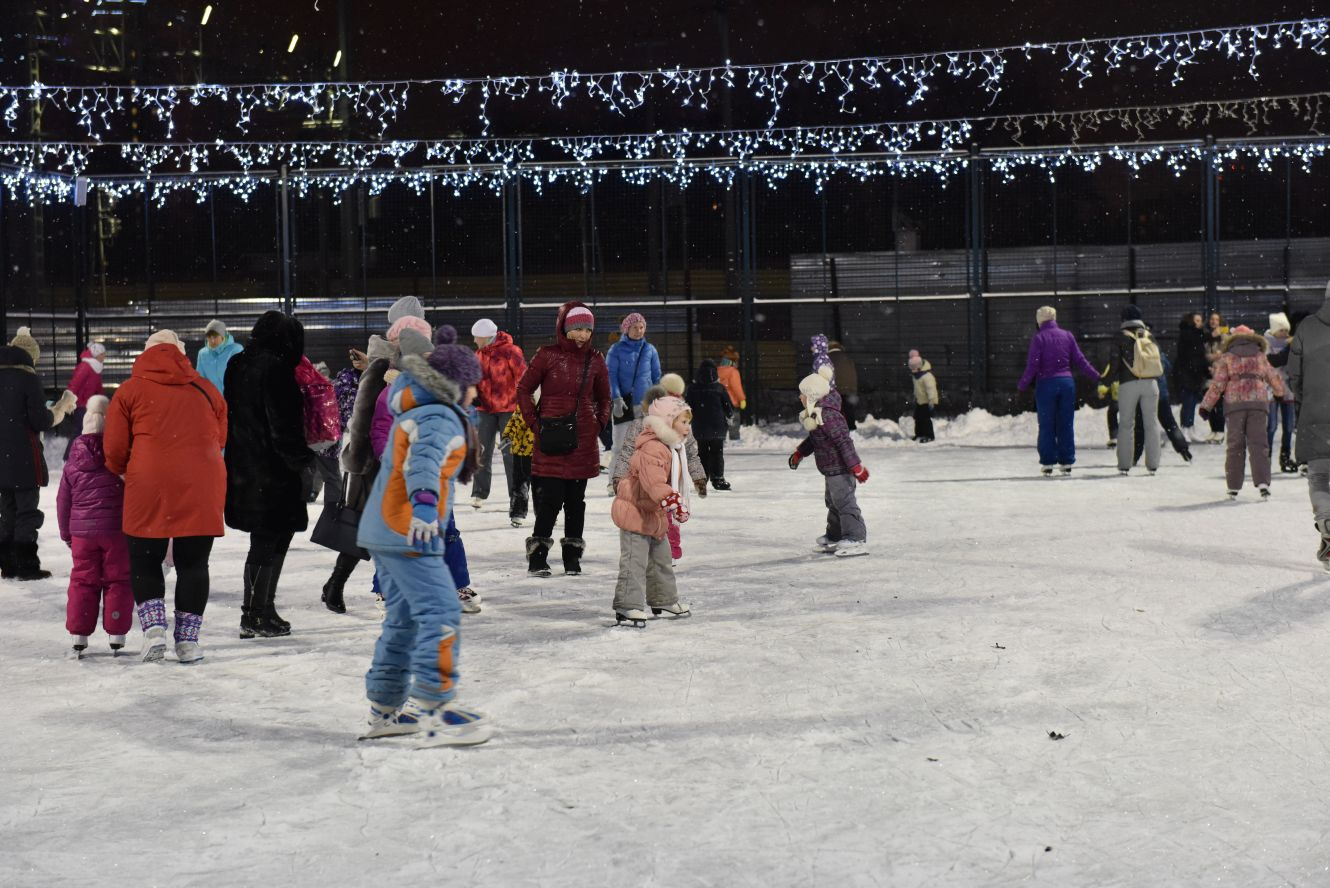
[56,395,132,658]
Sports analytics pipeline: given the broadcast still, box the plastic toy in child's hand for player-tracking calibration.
[788,451,803,470]
[851,464,870,484]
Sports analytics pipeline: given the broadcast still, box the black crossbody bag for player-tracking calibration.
[539,352,592,456]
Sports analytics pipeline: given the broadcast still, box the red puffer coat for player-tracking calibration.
[515,301,611,481]
[475,331,527,414]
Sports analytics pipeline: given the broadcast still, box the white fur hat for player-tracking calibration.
[145,329,186,354]
[82,394,110,435]
[660,372,686,396]
[471,318,498,339]
[799,372,832,400]
[1036,306,1057,325]
[1269,312,1291,335]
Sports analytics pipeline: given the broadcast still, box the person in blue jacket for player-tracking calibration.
[357,327,492,748]
[196,320,243,395]
[605,312,661,490]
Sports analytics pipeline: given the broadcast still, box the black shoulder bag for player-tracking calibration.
[539,352,593,456]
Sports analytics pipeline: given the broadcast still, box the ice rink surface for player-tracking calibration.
[6,409,1330,887]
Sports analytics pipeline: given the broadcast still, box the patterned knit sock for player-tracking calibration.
[174,611,202,644]
[137,598,167,632]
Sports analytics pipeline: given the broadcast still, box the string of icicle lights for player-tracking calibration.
[5,139,1328,206]
[3,90,1327,182]
[1,18,1326,136]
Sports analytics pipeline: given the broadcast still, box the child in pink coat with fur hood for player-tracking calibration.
[610,395,693,627]
[1200,324,1286,499]
[56,395,132,658]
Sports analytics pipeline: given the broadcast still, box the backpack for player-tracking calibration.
[1124,329,1164,379]
[294,357,341,452]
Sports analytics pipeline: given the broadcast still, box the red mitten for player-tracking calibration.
[851,464,869,484]
[788,451,804,470]
[661,492,682,513]
[675,505,691,524]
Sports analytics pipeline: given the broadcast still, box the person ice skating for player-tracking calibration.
[827,340,860,431]
[338,335,395,611]
[1265,312,1298,474]
[104,330,227,663]
[196,320,243,396]
[606,312,662,488]
[610,395,693,626]
[686,359,734,490]
[56,395,132,658]
[356,328,492,747]
[0,326,77,581]
[468,318,527,511]
[789,342,870,558]
[1288,283,1330,568]
[1199,325,1285,500]
[515,302,612,577]
[611,378,708,563]
[1106,305,1165,476]
[223,312,316,639]
[1175,312,1209,441]
[1204,311,1231,442]
[1016,307,1101,475]
[717,345,747,442]
[501,404,534,527]
[64,341,107,452]
[908,352,938,442]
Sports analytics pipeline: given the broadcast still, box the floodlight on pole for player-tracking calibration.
[288,34,299,53]
[201,5,212,26]
[333,50,342,68]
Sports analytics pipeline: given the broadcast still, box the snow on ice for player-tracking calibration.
[6,407,1330,886]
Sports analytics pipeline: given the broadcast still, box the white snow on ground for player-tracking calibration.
[6,413,1330,887]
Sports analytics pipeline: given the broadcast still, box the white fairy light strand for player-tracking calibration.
[2,18,1326,137]
[3,90,1327,182]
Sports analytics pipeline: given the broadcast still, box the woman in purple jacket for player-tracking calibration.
[1017,306,1102,475]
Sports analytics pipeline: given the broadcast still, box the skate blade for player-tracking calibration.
[359,724,421,741]
[142,644,167,663]
[614,616,647,628]
[650,608,691,619]
[415,722,493,749]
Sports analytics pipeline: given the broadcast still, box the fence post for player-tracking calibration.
[1203,135,1218,320]
[279,164,293,314]
[144,186,155,336]
[502,178,522,335]
[738,170,757,414]
[966,144,987,403]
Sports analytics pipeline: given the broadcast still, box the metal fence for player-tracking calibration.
[4,146,1329,419]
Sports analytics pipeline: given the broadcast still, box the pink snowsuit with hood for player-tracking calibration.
[56,429,132,637]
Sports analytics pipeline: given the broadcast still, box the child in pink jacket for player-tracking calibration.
[56,395,132,657]
[1199,325,1286,499]
[610,396,693,627]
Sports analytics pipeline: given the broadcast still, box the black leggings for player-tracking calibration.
[127,536,215,615]
[532,477,588,540]
[246,530,294,569]
[696,439,726,481]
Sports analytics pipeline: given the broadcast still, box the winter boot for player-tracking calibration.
[0,541,15,579]
[251,564,291,638]
[239,563,260,639]
[321,557,354,614]
[174,611,204,664]
[711,477,732,491]
[11,542,51,581]
[137,599,168,662]
[561,537,585,576]
[526,536,553,578]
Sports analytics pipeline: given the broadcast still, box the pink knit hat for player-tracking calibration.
[386,315,431,345]
[648,394,691,424]
[620,312,646,334]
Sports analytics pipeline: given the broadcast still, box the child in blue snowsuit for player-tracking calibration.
[357,329,492,747]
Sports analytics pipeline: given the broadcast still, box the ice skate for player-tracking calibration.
[510,516,525,528]
[374,592,386,616]
[70,635,89,660]
[1258,485,1271,500]
[470,496,484,510]
[359,702,424,740]
[834,540,868,558]
[458,586,482,614]
[141,626,167,663]
[174,642,204,665]
[1226,489,1239,500]
[1317,521,1330,572]
[651,602,691,618]
[1041,466,1054,477]
[812,535,838,554]
[615,609,649,628]
[1280,451,1298,474]
[413,700,493,749]
[108,634,126,656]
[1058,465,1072,476]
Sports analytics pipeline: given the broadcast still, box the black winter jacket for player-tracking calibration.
[686,360,734,440]
[1174,322,1210,393]
[223,312,316,534]
[0,346,55,489]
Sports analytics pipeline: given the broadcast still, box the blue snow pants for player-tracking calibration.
[1035,376,1078,467]
[365,549,462,709]
[370,512,468,594]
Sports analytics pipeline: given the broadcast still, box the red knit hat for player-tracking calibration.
[565,306,595,331]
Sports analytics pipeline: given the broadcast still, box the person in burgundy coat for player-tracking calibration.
[515,301,611,577]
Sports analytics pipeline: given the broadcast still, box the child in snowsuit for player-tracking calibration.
[789,355,870,558]
[56,395,132,658]
[718,345,746,442]
[1200,324,1285,499]
[908,352,938,442]
[686,359,734,490]
[611,376,708,561]
[611,395,692,626]
[357,329,492,747]
[502,404,534,527]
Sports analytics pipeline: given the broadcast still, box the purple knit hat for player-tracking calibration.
[426,325,482,387]
[811,334,834,380]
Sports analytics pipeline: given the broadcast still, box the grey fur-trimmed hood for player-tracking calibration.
[397,352,463,407]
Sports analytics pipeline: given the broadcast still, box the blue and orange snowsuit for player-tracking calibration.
[358,356,469,708]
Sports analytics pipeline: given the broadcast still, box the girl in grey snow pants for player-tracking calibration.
[825,474,866,543]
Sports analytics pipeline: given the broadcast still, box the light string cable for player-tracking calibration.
[3,89,1328,181]
[1,17,1326,137]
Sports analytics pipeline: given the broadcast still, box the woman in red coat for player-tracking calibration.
[103,330,228,663]
[515,301,611,577]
